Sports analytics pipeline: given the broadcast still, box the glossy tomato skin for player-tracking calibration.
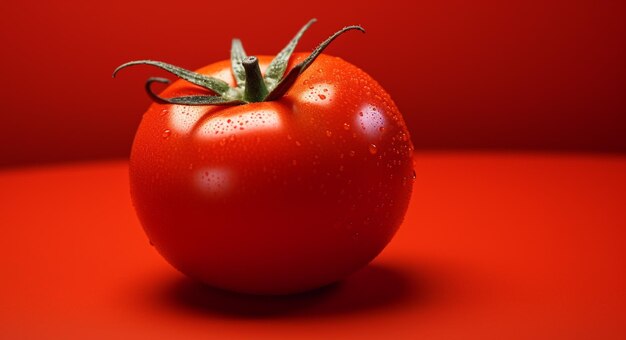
[130,53,414,294]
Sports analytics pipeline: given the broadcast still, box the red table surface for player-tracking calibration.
[1,152,625,339]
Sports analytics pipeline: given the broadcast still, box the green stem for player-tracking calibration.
[242,56,268,102]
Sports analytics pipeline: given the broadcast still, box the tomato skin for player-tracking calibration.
[130,53,414,294]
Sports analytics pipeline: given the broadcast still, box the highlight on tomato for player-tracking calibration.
[114,19,415,295]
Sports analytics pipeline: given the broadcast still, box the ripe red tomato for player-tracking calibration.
[116,20,414,294]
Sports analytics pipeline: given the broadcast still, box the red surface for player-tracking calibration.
[1,152,625,338]
[1,0,625,166]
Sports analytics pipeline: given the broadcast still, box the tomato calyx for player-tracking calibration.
[112,19,364,105]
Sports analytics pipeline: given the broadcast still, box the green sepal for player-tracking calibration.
[113,60,231,95]
[264,19,317,91]
[265,25,365,101]
[145,78,245,106]
[230,39,248,88]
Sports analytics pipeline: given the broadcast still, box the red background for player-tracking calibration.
[1,1,626,337]
[1,0,625,167]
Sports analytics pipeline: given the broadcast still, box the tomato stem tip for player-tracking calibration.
[242,56,269,102]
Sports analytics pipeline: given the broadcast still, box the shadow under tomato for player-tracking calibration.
[159,263,428,319]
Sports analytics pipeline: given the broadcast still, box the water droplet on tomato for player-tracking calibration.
[412,169,417,179]
[368,144,378,154]
[349,150,356,157]
[326,130,332,137]
[162,129,171,139]
[343,123,351,130]
[160,109,168,116]
[295,140,302,147]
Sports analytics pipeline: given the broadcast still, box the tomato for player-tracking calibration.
[115,20,414,295]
